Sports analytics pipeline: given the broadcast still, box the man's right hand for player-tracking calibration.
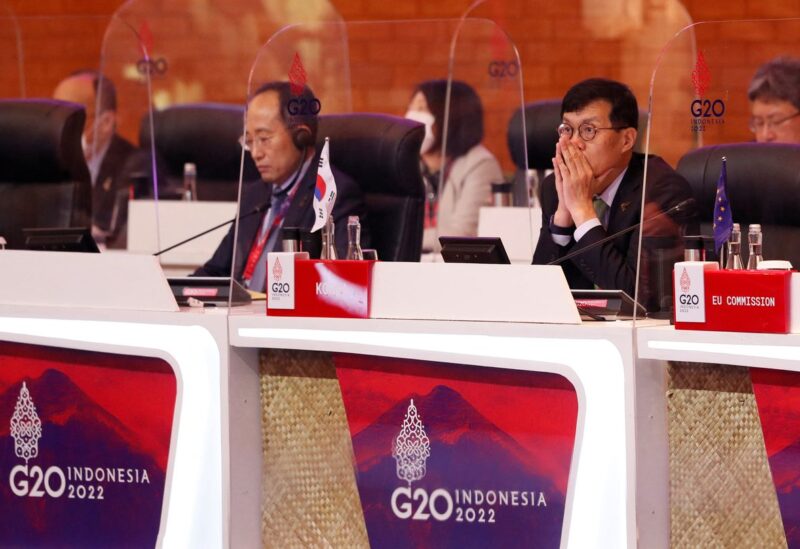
[552,149,573,228]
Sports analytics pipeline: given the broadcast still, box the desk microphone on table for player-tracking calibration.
[153,202,270,256]
[547,198,696,266]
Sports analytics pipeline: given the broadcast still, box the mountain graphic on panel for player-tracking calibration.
[766,440,800,547]
[350,385,569,549]
[0,369,171,548]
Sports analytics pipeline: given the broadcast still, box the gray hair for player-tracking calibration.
[748,57,800,109]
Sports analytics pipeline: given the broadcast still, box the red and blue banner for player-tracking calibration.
[0,341,177,548]
[752,368,800,547]
[335,354,578,548]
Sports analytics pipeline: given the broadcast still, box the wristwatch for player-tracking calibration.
[549,215,575,236]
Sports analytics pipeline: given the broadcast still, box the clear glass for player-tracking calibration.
[637,17,800,321]
[726,223,743,270]
[746,223,763,270]
[346,215,363,260]
[182,162,197,201]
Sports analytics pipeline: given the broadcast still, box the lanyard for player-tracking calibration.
[241,180,301,286]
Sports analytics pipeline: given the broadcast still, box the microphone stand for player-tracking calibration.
[547,198,694,266]
[153,203,269,257]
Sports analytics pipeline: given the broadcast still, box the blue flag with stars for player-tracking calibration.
[712,157,733,253]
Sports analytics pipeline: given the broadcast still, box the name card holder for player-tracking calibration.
[674,267,792,333]
[267,258,375,319]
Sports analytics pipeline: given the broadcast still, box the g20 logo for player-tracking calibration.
[391,487,454,521]
[679,294,700,305]
[287,98,321,116]
[488,60,519,79]
[136,57,169,77]
[271,282,290,294]
[690,99,725,118]
[9,464,66,498]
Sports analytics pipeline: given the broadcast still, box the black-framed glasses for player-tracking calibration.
[557,122,626,142]
[748,111,800,133]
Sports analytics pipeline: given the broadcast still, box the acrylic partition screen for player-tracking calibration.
[443,16,531,261]
[0,15,146,251]
[103,0,341,269]
[227,19,508,302]
[636,18,800,321]
[443,0,695,278]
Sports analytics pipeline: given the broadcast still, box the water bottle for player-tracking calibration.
[725,223,743,270]
[346,216,364,260]
[746,224,763,270]
[182,162,197,201]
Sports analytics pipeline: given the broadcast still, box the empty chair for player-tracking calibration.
[318,113,425,261]
[140,103,260,201]
[677,142,800,267]
[0,99,91,249]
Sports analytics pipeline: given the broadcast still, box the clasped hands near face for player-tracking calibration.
[551,135,601,228]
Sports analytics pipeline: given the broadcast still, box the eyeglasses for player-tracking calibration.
[557,122,626,142]
[748,111,800,133]
[238,134,273,152]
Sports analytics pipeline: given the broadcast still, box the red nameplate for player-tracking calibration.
[674,270,792,333]
[267,259,375,318]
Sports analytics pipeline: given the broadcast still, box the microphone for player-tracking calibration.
[153,202,269,256]
[547,198,695,266]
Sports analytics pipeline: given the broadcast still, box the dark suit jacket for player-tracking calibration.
[532,152,696,301]
[195,153,370,280]
[94,134,135,229]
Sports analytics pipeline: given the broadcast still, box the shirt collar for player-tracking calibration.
[86,138,112,185]
[597,167,627,207]
[273,154,313,198]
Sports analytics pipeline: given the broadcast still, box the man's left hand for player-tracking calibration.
[555,137,596,226]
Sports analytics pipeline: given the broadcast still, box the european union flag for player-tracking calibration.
[712,156,733,253]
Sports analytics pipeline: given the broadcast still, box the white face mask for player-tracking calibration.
[405,109,436,154]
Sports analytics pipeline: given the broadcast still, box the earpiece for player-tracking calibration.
[290,125,314,150]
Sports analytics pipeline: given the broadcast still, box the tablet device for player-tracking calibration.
[168,277,252,306]
[439,236,511,265]
[570,289,646,320]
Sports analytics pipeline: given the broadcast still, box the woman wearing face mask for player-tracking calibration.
[406,79,503,254]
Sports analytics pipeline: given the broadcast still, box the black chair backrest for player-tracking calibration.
[507,99,649,204]
[318,113,425,262]
[140,103,259,201]
[677,142,800,267]
[0,99,91,249]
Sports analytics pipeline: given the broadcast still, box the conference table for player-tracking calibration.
[0,251,797,548]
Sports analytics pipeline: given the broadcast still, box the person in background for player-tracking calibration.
[532,78,696,305]
[53,70,135,248]
[748,56,800,144]
[405,80,503,254]
[194,81,369,291]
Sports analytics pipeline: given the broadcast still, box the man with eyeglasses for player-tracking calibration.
[748,57,800,144]
[532,78,695,301]
[195,82,369,291]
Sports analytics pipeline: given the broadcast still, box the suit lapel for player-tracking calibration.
[282,153,320,230]
[607,153,644,233]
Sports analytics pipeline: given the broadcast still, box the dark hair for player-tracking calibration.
[69,69,118,113]
[561,78,639,130]
[748,57,800,110]
[250,81,319,142]
[413,79,484,158]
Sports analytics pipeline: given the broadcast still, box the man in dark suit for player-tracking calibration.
[54,70,135,248]
[533,78,695,305]
[194,82,369,291]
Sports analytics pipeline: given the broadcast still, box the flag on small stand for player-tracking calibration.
[311,137,337,233]
[712,156,733,254]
